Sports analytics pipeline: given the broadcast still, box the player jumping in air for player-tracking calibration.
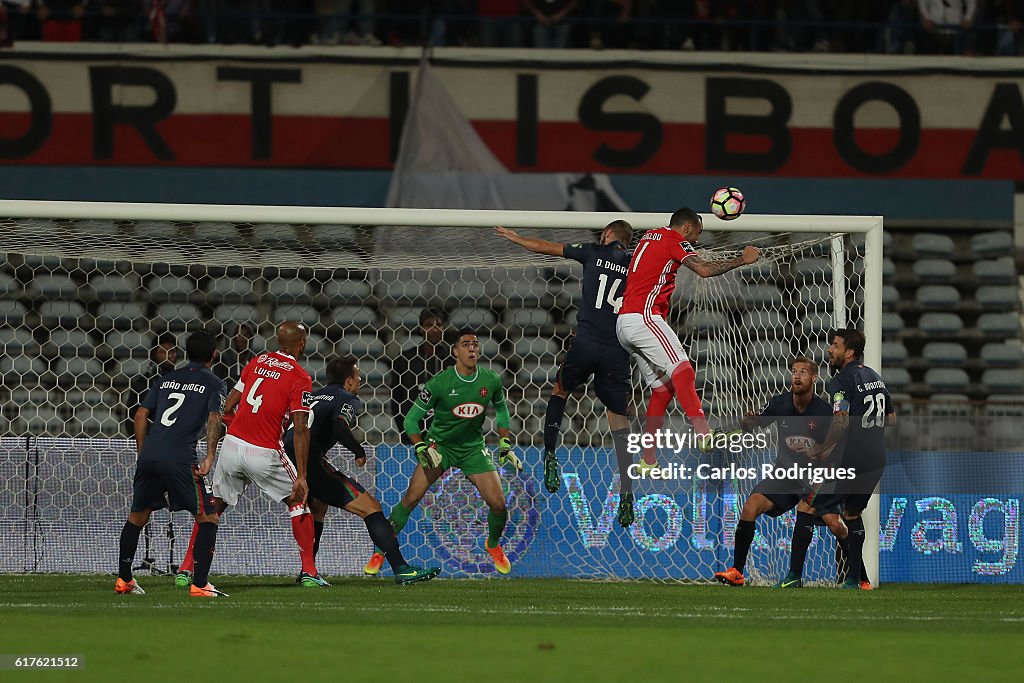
[116,331,228,597]
[798,328,894,590]
[713,357,833,588]
[178,321,329,588]
[364,330,521,576]
[495,221,638,526]
[283,355,440,584]
[617,208,760,466]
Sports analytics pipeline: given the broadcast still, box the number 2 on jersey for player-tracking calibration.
[160,392,186,426]
[595,273,624,313]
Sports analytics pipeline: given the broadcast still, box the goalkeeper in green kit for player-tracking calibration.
[364,329,522,575]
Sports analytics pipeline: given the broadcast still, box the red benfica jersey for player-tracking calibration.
[229,351,312,449]
[619,227,699,317]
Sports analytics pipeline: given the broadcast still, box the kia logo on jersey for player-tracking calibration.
[452,403,485,419]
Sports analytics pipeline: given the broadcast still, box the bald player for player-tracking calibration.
[178,321,329,588]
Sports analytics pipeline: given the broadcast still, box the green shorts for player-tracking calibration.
[438,444,498,476]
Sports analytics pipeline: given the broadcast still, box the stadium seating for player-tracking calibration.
[971,231,1014,258]
[973,258,1016,285]
[916,285,960,309]
[977,313,1020,338]
[917,312,964,335]
[913,258,956,284]
[981,342,1023,367]
[911,233,955,258]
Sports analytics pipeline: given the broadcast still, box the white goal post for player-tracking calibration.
[0,200,882,583]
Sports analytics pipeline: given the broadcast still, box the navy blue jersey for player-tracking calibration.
[563,240,631,342]
[139,363,226,464]
[755,392,833,466]
[283,384,362,460]
[826,362,893,468]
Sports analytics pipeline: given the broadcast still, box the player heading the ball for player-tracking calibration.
[617,208,760,467]
[495,221,637,527]
[364,330,521,576]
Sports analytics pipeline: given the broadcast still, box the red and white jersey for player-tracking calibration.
[619,227,699,317]
[229,351,312,450]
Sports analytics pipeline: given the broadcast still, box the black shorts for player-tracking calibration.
[130,459,215,516]
[752,479,801,517]
[557,333,631,416]
[838,465,885,515]
[307,456,367,510]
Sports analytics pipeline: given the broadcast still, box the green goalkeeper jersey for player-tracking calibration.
[404,367,510,454]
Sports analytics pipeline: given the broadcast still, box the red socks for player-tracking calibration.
[670,361,709,435]
[290,506,318,575]
[179,520,199,573]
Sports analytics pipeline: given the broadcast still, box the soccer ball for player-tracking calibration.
[710,187,745,221]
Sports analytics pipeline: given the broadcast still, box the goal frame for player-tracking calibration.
[0,200,884,584]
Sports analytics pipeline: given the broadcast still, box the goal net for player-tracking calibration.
[0,202,882,584]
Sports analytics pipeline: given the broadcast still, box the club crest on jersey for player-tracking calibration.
[479,387,488,397]
[452,402,485,419]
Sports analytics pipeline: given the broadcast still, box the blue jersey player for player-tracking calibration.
[800,328,895,589]
[283,356,439,585]
[116,331,228,598]
[495,220,637,527]
[713,357,834,588]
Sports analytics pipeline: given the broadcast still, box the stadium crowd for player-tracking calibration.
[1,1,1022,55]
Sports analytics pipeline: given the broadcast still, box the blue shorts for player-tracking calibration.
[557,333,631,416]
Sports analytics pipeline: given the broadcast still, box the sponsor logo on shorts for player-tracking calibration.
[452,402,485,419]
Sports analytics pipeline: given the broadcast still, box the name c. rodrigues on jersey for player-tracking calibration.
[857,380,887,391]
[159,379,207,393]
[596,258,628,275]
[452,402,485,419]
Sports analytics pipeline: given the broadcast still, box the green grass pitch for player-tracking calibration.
[2,576,1022,681]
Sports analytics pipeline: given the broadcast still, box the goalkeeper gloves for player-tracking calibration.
[498,437,523,472]
[415,441,442,469]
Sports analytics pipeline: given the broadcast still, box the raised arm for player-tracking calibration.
[682,246,760,278]
[495,226,565,257]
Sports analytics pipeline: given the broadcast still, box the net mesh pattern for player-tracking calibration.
[0,217,864,583]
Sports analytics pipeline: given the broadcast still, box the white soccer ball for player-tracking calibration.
[710,187,746,221]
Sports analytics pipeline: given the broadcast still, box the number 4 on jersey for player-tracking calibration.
[246,377,264,414]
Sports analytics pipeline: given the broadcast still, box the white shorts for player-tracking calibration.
[616,313,689,388]
[213,434,300,506]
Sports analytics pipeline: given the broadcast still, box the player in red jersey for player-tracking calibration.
[617,207,760,466]
[178,321,329,588]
